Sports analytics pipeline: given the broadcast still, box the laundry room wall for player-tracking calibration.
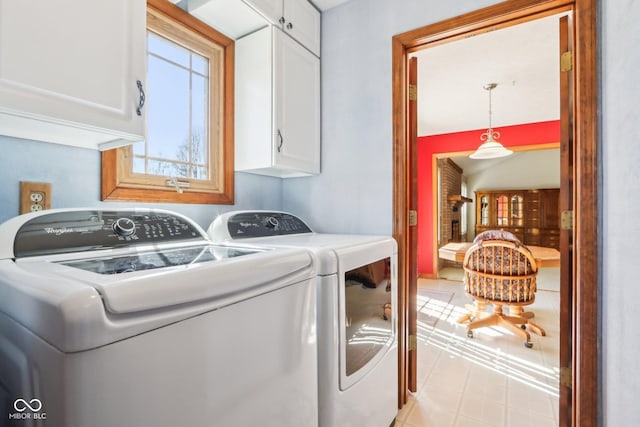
[282,0,496,235]
[0,135,283,228]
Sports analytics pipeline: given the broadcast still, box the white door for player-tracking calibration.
[274,29,320,174]
[0,0,146,148]
[283,0,320,56]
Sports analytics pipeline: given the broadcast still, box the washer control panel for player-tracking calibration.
[13,210,206,258]
[224,211,312,239]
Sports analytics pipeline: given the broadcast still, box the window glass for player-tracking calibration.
[148,32,190,67]
[101,2,234,205]
[137,33,208,179]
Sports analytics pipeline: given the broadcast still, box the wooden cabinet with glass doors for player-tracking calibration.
[475,189,560,249]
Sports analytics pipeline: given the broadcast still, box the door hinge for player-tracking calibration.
[561,51,573,72]
[561,210,574,230]
[408,84,417,101]
[409,210,418,227]
[560,366,572,388]
[408,334,418,351]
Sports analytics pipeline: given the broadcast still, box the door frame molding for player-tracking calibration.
[391,0,598,425]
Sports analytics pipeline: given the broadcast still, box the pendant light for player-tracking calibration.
[469,83,513,159]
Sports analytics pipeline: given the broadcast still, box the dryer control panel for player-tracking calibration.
[12,210,207,258]
[222,211,312,239]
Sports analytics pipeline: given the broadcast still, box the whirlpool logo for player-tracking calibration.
[8,398,47,421]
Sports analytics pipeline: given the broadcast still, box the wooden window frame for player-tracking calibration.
[102,0,234,204]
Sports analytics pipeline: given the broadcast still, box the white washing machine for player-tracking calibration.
[0,208,318,427]
[208,211,398,427]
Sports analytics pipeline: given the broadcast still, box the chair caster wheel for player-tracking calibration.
[524,341,533,348]
[467,330,474,338]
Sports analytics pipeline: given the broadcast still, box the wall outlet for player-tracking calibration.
[20,182,52,214]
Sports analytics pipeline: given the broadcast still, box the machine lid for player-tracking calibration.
[61,246,314,314]
[2,245,315,352]
[0,208,208,259]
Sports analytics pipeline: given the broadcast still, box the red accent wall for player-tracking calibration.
[417,120,560,276]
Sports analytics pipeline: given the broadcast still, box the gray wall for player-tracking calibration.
[0,135,283,229]
[602,0,640,424]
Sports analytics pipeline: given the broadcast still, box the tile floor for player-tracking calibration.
[395,268,560,427]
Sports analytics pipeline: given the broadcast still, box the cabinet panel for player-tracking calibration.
[234,26,273,172]
[190,0,319,56]
[0,0,146,149]
[477,193,491,226]
[541,189,560,229]
[283,0,320,56]
[235,26,320,177]
[475,188,560,249]
[275,29,320,174]
[526,228,542,246]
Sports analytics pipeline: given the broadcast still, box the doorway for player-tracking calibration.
[391,1,598,426]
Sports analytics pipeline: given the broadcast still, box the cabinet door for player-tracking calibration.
[510,192,525,227]
[0,0,145,149]
[495,194,510,226]
[274,29,320,174]
[477,193,491,226]
[234,27,273,173]
[541,189,560,229]
[283,0,320,56]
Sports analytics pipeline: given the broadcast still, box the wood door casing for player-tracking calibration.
[558,14,574,424]
[391,1,599,425]
[407,56,418,393]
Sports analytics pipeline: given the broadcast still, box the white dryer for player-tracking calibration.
[208,211,398,427]
[0,208,318,427]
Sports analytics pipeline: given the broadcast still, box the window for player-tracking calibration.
[102,0,234,204]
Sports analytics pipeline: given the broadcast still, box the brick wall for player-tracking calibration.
[439,158,465,269]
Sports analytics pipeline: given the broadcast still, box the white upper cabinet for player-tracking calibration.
[0,0,146,150]
[247,0,320,56]
[189,0,320,56]
[274,28,321,174]
[235,26,320,177]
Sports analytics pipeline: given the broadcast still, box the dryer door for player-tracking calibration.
[336,239,397,391]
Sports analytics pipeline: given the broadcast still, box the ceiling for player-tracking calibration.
[412,12,567,175]
[413,13,565,136]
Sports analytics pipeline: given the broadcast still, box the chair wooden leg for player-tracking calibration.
[507,307,546,336]
[457,301,489,324]
[466,314,501,331]
[498,315,531,342]
[526,320,546,336]
[509,306,535,319]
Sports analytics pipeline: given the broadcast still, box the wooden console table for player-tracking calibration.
[438,242,560,268]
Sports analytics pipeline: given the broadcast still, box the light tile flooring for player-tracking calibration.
[395,268,560,427]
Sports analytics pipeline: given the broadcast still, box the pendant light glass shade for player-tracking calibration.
[470,83,513,159]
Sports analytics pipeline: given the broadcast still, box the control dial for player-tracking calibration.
[113,217,136,236]
[265,216,279,229]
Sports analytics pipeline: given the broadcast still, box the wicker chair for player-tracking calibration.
[458,230,546,348]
